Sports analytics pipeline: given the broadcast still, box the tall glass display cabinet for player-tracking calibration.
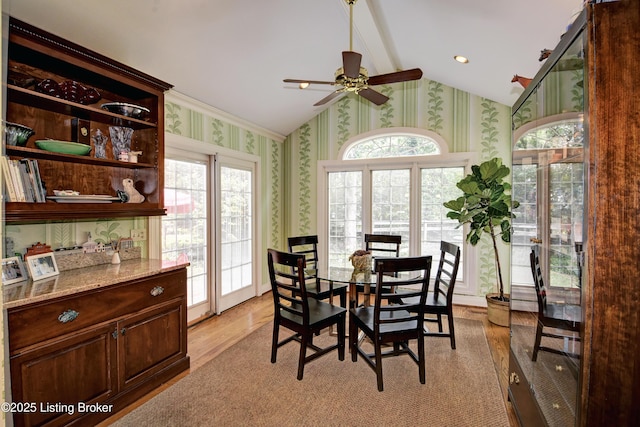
[510,9,585,427]
[508,2,640,426]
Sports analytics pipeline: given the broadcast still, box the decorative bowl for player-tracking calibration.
[101,102,150,120]
[5,122,35,146]
[35,79,101,105]
[35,140,92,156]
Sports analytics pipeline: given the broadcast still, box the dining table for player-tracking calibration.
[307,266,377,309]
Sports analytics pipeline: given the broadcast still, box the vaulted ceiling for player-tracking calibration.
[4,0,584,139]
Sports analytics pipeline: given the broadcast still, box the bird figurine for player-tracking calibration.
[511,74,533,89]
[122,178,145,203]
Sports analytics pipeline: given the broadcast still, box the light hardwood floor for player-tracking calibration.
[102,293,519,426]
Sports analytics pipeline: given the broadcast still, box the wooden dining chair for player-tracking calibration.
[530,247,581,361]
[400,241,461,349]
[350,255,432,391]
[355,234,402,303]
[267,249,346,380]
[288,235,347,307]
[364,233,402,258]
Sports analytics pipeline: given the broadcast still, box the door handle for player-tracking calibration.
[530,238,542,244]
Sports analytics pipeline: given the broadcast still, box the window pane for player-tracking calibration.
[344,135,440,159]
[420,167,465,279]
[220,166,253,295]
[162,159,208,307]
[511,164,538,285]
[549,162,583,288]
[371,169,410,256]
[328,171,362,268]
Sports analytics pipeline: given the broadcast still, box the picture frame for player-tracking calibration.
[2,256,28,285]
[25,252,59,281]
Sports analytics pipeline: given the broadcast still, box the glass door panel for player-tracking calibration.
[328,171,362,269]
[371,169,410,256]
[420,167,465,279]
[162,158,209,322]
[217,163,256,312]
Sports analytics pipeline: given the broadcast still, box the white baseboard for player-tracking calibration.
[452,294,487,308]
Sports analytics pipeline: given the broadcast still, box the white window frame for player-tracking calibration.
[317,128,479,298]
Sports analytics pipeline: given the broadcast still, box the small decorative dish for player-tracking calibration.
[35,140,92,156]
[101,102,150,120]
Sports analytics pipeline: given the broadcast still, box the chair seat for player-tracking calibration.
[400,292,447,311]
[282,299,347,327]
[543,303,581,331]
[307,280,348,300]
[351,306,419,336]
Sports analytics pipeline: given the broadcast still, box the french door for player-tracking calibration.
[215,156,258,313]
[511,151,584,290]
[160,147,259,321]
[324,162,465,287]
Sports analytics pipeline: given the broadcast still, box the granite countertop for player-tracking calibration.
[3,259,189,309]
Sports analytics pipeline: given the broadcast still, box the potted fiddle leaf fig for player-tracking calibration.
[444,157,519,326]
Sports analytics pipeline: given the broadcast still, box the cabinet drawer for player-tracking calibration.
[8,269,186,353]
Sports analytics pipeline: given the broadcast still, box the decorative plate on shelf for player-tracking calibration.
[35,140,92,155]
[101,102,150,120]
[46,194,121,203]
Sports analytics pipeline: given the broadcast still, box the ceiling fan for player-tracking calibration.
[283,0,423,107]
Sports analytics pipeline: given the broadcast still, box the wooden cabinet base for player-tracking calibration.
[7,268,189,427]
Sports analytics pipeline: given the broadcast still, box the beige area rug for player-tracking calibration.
[112,319,509,427]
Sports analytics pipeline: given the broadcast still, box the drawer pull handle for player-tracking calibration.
[150,286,164,297]
[58,309,79,324]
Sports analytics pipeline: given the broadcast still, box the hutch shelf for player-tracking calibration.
[4,17,173,222]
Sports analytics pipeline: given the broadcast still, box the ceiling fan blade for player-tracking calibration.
[313,90,344,106]
[367,68,423,86]
[358,88,389,105]
[283,79,336,86]
[342,51,362,79]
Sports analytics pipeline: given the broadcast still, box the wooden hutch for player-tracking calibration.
[3,17,189,426]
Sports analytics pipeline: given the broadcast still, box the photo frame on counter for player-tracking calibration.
[25,252,59,281]
[2,256,28,285]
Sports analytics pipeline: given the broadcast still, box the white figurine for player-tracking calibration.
[122,178,145,203]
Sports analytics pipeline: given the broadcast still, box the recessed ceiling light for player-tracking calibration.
[454,55,469,64]
[299,82,310,89]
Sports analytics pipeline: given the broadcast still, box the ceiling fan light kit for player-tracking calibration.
[283,0,423,107]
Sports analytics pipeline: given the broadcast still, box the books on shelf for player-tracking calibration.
[1,156,46,203]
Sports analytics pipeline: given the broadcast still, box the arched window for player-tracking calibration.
[343,134,442,160]
[341,129,447,160]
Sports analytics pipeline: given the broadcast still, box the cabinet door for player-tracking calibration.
[10,323,117,427]
[118,298,186,391]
